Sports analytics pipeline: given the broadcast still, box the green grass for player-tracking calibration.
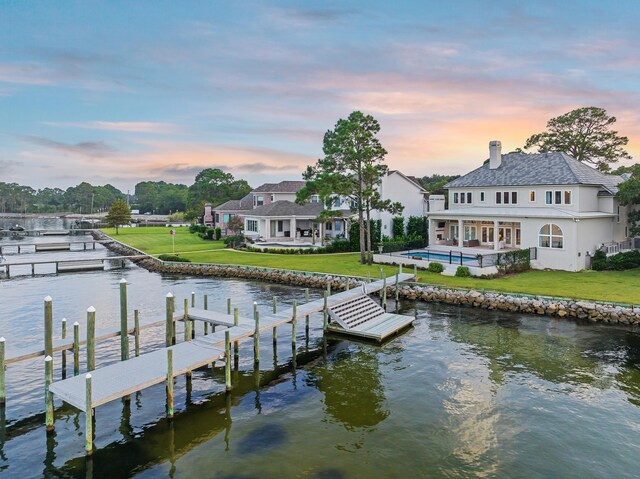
[102,227,640,304]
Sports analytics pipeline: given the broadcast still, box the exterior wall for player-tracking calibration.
[212,210,245,234]
[253,191,299,207]
[520,218,578,271]
[375,173,426,237]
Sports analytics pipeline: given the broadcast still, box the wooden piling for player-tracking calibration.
[44,296,53,358]
[225,330,231,392]
[323,291,328,331]
[272,296,277,346]
[61,318,67,373]
[134,309,140,357]
[305,288,310,336]
[368,272,371,283]
[166,349,174,418]
[184,298,191,342]
[119,279,129,361]
[292,300,297,349]
[413,263,417,280]
[45,355,54,432]
[327,281,331,297]
[203,295,208,335]
[395,271,399,302]
[0,337,5,405]
[87,306,96,372]
[73,322,79,376]
[382,278,387,310]
[85,373,93,455]
[346,277,350,291]
[379,266,383,279]
[233,307,239,363]
[165,293,174,347]
[227,298,231,315]
[191,292,195,308]
[253,302,260,364]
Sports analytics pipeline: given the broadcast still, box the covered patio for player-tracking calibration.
[428,216,522,251]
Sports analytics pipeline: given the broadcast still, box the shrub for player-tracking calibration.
[595,249,640,271]
[205,228,216,240]
[428,262,444,273]
[224,235,244,248]
[158,254,190,262]
[189,224,199,234]
[392,216,405,238]
[215,227,222,240]
[455,266,471,277]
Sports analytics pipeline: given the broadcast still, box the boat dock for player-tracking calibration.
[0,229,94,237]
[0,254,149,278]
[0,240,99,255]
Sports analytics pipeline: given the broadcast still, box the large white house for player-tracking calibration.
[427,141,629,272]
[373,170,428,237]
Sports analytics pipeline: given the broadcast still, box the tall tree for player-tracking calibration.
[524,107,631,172]
[616,164,640,236]
[298,111,395,264]
[186,168,251,212]
[105,199,132,235]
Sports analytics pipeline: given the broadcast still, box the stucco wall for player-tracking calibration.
[375,173,425,237]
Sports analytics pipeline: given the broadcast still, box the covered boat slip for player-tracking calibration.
[48,273,415,414]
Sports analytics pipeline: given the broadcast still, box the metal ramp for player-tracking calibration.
[328,294,385,329]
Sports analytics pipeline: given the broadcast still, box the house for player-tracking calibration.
[373,170,428,237]
[204,193,253,233]
[427,140,628,272]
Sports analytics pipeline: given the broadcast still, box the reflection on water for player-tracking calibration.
[1,246,640,477]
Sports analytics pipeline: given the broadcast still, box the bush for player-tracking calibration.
[205,228,216,240]
[224,235,244,247]
[392,216,405,238]
[428,262,443,273]
[215,227,222,240]
[455,266,471,277]
[158,254,191,262]
[189,224,199,233]
[593,249,640,271]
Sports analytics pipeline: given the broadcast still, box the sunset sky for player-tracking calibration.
[2,1,640,191]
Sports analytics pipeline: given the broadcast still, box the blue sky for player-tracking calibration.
[1,1,639,191]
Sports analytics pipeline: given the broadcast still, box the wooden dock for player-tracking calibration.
[0,228,94,237]
[47,273,415,413]
[0,241,98,254]
[0,254,149,278]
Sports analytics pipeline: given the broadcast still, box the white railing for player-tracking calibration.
[600,239,634,255]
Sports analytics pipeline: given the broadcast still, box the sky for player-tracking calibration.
[2,0,640,192]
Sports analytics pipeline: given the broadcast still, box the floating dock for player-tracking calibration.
[0,241,98,254]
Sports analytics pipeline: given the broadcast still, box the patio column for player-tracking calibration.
[493,220,499,251]
[266,219,271,240]
[291,217,297,240]
[458,219,463,248]
[428,218,437,246]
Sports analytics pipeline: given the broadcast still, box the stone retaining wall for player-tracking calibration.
[94,231,640,326]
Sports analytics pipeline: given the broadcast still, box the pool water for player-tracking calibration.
[402,250,478,264]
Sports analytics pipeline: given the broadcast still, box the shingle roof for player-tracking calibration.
[445,152,623,194]
[253,181,306,193]
[245,200,324,217]
[215,192,253,211]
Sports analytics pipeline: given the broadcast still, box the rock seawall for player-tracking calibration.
[95,231,640,326]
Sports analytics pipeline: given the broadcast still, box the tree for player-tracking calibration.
[419,174,460,195]
[524,107,631,172]
[186,168,251,211]
[106,199,132,235]
[298,111,395,264]
[226,215,244,236]
[617,164,640,236]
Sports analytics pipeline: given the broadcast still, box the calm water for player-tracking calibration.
[1,225,640,478]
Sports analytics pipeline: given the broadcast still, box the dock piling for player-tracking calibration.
[395,271,399,303]
[134,310,140,357]
[73,322,79,376]
[165,293,174,347]
[225,330,231,392]
[119,279,129,361]
[44,296,53,358]
[382,278,387,310]
[191,292,195,308]
[323,291,328,331]
[227,298,231,315]
[305,288,310,337]
[0,337,5,405]
[184,299,191,342]
[166,349,174,418]
[233,307,239,364]
[413,264,417,280]
[87,307,96,372]
[45,355,54,432]
[253,302,260,364]
[61,318,67,374]
[85,374,93,455]
[272,296,277,346]
[203,295,208,335]
[292,300,297,349]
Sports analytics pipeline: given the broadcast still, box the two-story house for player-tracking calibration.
[427,141,628,271]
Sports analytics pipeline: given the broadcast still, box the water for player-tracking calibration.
[1,233,640,478]
[403,250,477,264]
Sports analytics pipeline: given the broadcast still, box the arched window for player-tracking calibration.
[538,224,563,249]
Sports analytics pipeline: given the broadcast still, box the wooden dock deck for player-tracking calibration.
[0,254,149,278]
[48,273,415,412]
[0,241,98,254]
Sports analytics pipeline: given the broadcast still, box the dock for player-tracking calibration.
[48,273,415,414]
[0,254,149,278]
[0,229,94,237]
[0,240,99,254]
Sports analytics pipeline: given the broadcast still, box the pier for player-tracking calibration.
[0,240,99,255]
[0,228,94,238]
[0,254,149,278]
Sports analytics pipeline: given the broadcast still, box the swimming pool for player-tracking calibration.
[402,250,478,264]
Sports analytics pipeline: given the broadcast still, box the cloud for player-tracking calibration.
[43,121,181,134]
[22,136,117,158]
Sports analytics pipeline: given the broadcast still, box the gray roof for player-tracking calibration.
[245,200,324,218]
[445,152,624,194]
[214,193,253,212]
[253,181,306,193]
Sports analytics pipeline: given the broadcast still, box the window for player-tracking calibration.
[460,193,465,204]
[564,191,572,205]
[334,197,342,207]
[311,195,319,203]
[538,223,563,249]
[270,194,275,202]
[467,192,472,203]
[254,195,264,207]
[215,213,220,223]
[554,191,562,205]
[450,224,459,240]
[545,191,552,204]
[325,222,333,231]
[277,220,284,232]
[480,192,485,202]
[503,192,510,204]
[247,220,258,232]
[511,192,518,204]
[530,191,536,202]
[453,192,459,204]
[335,221,342,231]
[496,192,502,204]
[223,213,233,223]
[617,206,620,223]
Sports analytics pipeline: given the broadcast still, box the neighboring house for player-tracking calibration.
[373,170,428,237]
[205,193,253,233]
[427,140,628,272]
[251,181,307,206]
[242,201,325,242]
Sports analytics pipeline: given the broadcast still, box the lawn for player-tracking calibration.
[103,227,640,304]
